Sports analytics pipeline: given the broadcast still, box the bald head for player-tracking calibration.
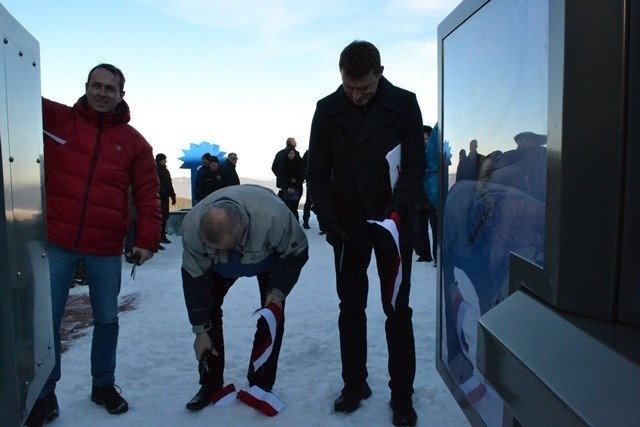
[199,202,246,250]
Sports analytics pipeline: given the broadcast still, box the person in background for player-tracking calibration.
[277,147,305,221]
[414,125,437,263]
[180,185,308,414]
[194,153,213,204]
[220,152,240,187]
[307,40,424,427]
[272,137,300,199]
[461,139,485,181]
[301,149,314,229]
[26,63,161,425]
[271,137,298,177]
[199,156,225,198]
[156,153,176,246]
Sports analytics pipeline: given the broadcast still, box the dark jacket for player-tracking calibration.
[271,144,298,177]
[276,151,304,192]
[220,159,240,186]
[199,168,225,198]
[157,164,176,200]
[307,77,425,232]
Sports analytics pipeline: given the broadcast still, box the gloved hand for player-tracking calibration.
[324,221,348,248]
[171,196,177,205]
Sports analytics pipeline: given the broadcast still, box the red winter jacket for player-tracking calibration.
[43,96,161,256]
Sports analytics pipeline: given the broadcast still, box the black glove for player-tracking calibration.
[324,221,348,248]
[171,196,177,205]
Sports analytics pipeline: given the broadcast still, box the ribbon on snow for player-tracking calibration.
[367,212,402,310]
[237,385,284,417]
[211,383,237,406]
[250,302,282,371]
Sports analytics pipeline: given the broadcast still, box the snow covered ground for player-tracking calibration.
[51,215,469,426]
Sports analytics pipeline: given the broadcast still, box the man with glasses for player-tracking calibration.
[179,185,308,414]
[307,40,425,426]
[220,152,240,187]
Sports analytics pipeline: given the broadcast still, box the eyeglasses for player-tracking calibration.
[229,157,238,160]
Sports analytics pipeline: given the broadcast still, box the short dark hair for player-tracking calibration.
[87,63,125,92]
[423,125,433,134]
[339,40,382,79]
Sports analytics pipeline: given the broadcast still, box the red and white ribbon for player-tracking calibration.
[251,303,282,371]
[367,212,402,309]
[211,383,237,406]
[237,385,284,416]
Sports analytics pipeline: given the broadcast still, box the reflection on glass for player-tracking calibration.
[440,0,548,424]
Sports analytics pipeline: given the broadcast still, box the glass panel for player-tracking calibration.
[440,0,548,424]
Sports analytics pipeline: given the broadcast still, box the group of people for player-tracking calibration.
[194,152,241,203]
[27,40,430,427]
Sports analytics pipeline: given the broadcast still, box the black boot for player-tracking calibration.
[186,384,214,411]
[390,395,417,426]
[186,349,222,411]
[333,382,372,413]
[24,393,59,426]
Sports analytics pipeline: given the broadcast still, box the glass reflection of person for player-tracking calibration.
[455,149,467,182]
[441,131,547,404]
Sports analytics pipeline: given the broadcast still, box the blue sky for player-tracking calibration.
[2,0,459,179]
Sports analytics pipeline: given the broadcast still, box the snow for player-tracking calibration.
[52,215,469,426]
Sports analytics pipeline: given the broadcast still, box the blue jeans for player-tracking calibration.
[41,244,122,397]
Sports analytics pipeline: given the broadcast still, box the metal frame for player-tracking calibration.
[0,4,53,426]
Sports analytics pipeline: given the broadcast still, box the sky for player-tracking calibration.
[43,216,470,426]
[1,0,460,180]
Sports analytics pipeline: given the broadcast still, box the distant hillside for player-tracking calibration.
[171,177,278,201]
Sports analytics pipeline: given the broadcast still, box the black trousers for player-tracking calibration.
[334,225,416,398]
[201,271,285,391]
[302,183,313,224]
[413,208,437,260]
[160,197,170,239]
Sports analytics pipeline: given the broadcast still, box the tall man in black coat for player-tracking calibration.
[307,40,425,427]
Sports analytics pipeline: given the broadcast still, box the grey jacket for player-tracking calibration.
[181,184,309,331]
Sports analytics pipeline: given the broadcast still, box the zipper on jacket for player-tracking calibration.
[74,117,104,248]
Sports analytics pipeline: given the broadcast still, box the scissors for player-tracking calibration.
[130,253,141,280]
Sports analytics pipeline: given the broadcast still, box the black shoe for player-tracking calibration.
[186,385,215,411]
[161,237,171,244]
[24,392,59,426]
[91,385,129,414]
[319,230,326,235]
[303,222,310,229]
[333,383,372,413]
[158,244,165,250]
[417,255,433,262]
[390,396,417,426]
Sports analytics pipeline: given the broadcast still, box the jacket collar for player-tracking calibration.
[74,95,131,127]
[326,76,402,145]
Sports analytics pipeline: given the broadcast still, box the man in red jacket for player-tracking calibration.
[25,63,161,426]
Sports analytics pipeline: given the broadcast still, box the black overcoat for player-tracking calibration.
[307,77,425,234]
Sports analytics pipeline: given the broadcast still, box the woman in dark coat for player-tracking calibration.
[277,147,305,220]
